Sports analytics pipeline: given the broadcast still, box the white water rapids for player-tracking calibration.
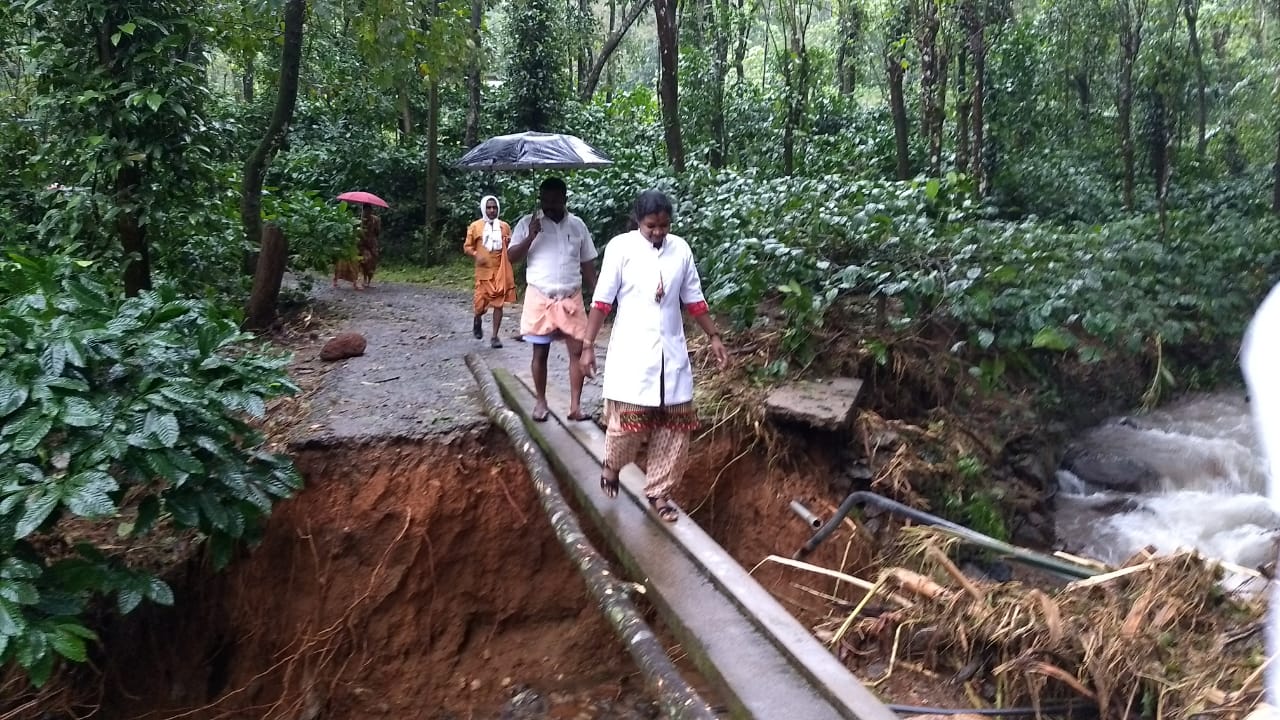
[1052,282,1280,712]
[1053,392,1279,572]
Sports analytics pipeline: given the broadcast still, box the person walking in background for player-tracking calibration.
[358,205,381,288]
[579,190,729,523]
[463,195,517,348]
[508,178,597,422]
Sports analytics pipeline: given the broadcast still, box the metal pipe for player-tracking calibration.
[795,491,1099,581]
[466,354,717,720]
[789,500,823,529]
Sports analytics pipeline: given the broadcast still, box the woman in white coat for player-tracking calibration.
[580,190,730,522]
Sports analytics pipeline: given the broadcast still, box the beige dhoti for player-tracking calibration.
[520,285,588,342]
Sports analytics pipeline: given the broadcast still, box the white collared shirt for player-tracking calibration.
[592,230,707,407]
[511,212,597,296]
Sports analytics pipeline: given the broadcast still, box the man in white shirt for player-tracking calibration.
[508,177,598,423]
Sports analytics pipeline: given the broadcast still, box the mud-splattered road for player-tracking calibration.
[286,279,606,445]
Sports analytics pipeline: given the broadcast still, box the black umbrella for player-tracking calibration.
[455,131,613,171]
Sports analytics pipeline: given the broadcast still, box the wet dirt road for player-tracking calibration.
[287,279,606,446]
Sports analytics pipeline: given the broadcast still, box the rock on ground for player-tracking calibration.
[319,331,368,361]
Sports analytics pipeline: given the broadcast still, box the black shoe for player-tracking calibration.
[472,315,483,339]
[490,337,503,348]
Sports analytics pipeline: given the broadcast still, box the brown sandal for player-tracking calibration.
[647,496,679,523]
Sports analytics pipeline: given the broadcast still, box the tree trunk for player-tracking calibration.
[917,0,944,176]
[118,165,151,296]
[425,79,441,258]
[966,1,987,192]
[397,88,413,141]
[577,0,591,91]
[241,56,254,103]
[241,0,306,268]
[709,0,730,168]
[1182,0,1207,158]
[580,0,650,101]
[956,49,970,173]
[1272,126,1280,214]
[887,45,911,180]
[834,0,861,95]
[1149,81,1171,238]
[1073,71,1090,113]
[243,224,288,331]
[465,0,482,147]
[654,0,685,171]
[1116,0,1147,211]
[780,0,812,176]
[731,0,748,84]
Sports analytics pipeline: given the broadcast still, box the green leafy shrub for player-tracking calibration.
[0,250,301,685]
[262,188,360,271]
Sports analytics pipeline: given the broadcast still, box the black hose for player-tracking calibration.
[796,491,1098,580]
[466,354,717,720]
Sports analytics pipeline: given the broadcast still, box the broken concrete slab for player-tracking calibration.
[765,377,864,432]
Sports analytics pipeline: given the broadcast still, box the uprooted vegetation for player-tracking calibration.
[680,303,1269,718]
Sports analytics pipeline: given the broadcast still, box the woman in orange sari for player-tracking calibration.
[463,195,517,348]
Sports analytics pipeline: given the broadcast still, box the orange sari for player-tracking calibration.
[463,218,517,314]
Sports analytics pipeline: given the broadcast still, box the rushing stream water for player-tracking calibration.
[1053,391,1280,578]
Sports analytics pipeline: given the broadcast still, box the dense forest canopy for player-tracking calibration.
[0,0,1279,688]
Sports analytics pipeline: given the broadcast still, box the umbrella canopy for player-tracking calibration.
[336,191,389,208]
[455,131,613,171]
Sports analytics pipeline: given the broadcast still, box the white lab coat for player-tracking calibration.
[1243,281,1280,707]
[593,230,707,407]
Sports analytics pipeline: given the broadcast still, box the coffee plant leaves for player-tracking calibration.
[48,626,88,663]
[0,374,28,418]
[59,397,103,428]
[16,493,58,539]
[0,250,301,685]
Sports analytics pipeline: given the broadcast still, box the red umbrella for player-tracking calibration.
[335,191,389,208]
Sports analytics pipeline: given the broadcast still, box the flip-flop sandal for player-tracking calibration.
[600,473,620,499]
[531,408,549,423]
[647,496,679,523]
[565,412,591,422]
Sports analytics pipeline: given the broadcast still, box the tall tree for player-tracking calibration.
[507,0,569,131]
[708,0,734,166]
[778,0,816,175]
[241,0,306,264]
[579,0,650,101]
[27,0,210,295]
[916,0,947,176]
[963,0,987,191]
[834,0,863,95]
[465,0,482,146]
[1116,0,1149,211]
[731,0,752,83]
[655,0,685,170]
[885,3,913,180]
[1273,126,1280,213]
[1181,0,1207,158]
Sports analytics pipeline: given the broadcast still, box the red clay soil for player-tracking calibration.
[93,429,642,720]
[681,431,976,713]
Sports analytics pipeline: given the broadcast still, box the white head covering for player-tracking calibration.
[479,195,503,252]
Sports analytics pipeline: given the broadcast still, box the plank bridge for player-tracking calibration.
[482,363,897,720]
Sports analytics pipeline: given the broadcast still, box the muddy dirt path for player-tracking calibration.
[289,280,605,445]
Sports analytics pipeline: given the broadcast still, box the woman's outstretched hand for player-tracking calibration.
[710,336,729,370]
